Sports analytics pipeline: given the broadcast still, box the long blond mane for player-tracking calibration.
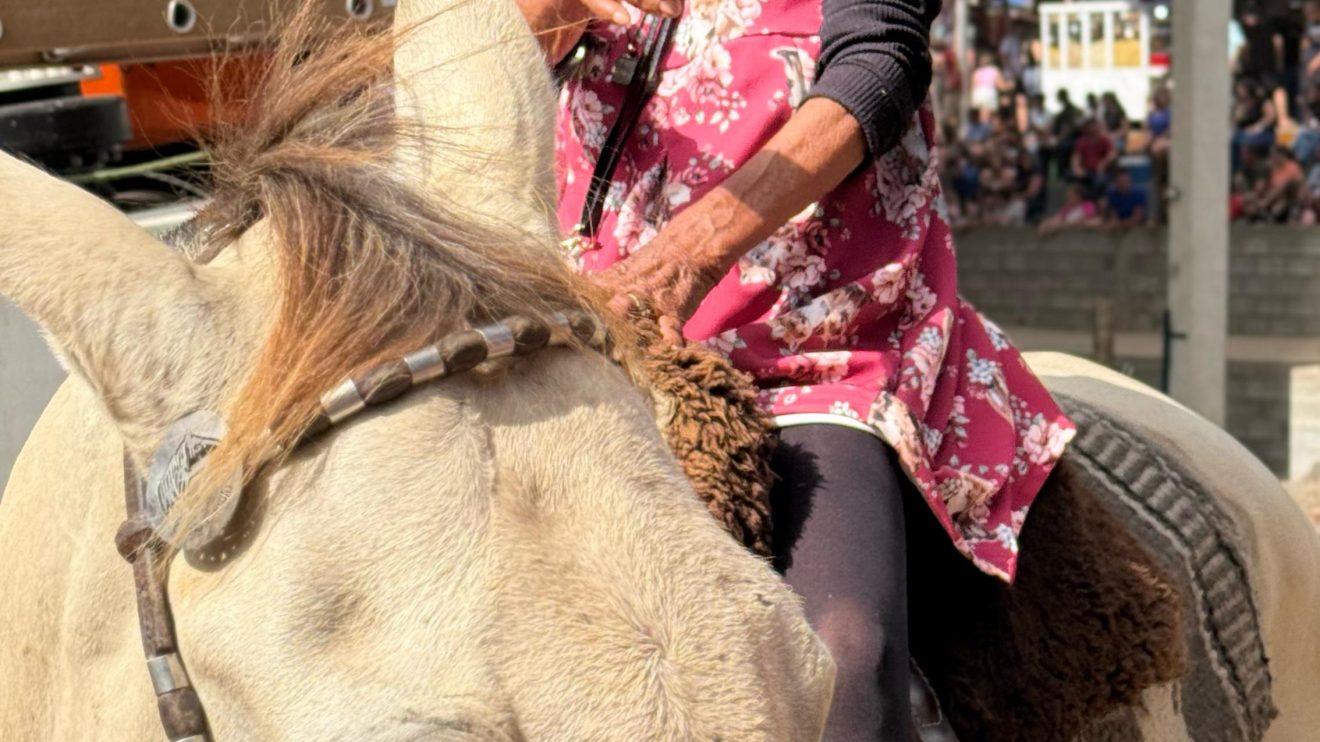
[179,5,601,531]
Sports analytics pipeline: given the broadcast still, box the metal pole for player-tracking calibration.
[954,0,970,129]
[1166,0,1231,424]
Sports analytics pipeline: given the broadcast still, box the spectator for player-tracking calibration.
[1022,93,1052,162]
[971,52,1007,116]
[1233,78,1278,172]
[1098,91,1131,149]
[1296,155,1320,223]
[978,149,1023,225]
[1292,92,1320,168]
[1244,145,1304,222]
[964,108,992,144]
[1104,169,1148,228]
[999,31,1024,83]
[1020,42,1043,100]
[1039,183,1101,236]
[1147,87,1174,223]
[1303,1,1320,104]
[1052,89,1085,178]
[1017,149,1048,223]
[948,146,982,223]
[1071,118,1117,195]
[1147,88,1173,152]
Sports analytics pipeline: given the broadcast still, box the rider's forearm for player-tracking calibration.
[662,97,868,282]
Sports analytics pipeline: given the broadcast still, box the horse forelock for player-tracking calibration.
[171,2,603,539]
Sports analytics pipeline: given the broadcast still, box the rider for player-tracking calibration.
[518,1,1075,738]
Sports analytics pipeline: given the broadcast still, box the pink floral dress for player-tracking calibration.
[555,0,1074,582]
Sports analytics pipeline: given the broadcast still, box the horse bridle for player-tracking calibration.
[116,311,606,741]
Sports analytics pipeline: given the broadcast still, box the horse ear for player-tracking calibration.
[0,152,241,454]
[392,0,561,243]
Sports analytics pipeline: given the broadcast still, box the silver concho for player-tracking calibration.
[145,410,242,549]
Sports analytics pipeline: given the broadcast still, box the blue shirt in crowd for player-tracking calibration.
[1106,186,1148,221]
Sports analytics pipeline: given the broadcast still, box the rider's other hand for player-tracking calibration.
[579,0,684,25]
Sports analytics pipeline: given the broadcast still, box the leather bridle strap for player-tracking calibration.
[575,16,676,239]
[117,452,212,742]
[111,310,606,742]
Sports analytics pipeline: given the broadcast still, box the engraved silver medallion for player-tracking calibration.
[145,410,242,549]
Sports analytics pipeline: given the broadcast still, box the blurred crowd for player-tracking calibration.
[934,0,1320,231]
[937,49,1163,235]
[1230,0,1320,224]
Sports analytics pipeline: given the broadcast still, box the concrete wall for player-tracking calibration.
[957,226,1320,475]
[0,299,65,489]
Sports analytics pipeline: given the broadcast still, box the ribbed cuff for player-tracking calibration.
[806,54,914,159]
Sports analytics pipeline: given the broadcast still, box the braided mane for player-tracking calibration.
[175,3,600,533]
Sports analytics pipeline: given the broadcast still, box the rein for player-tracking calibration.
[116,310,606,741]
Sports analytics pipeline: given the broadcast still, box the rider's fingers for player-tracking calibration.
[580,0,683,24]
[658,315,685,346]
[625,0,683,18]
[579,0,632,25]
[607,293,634,317]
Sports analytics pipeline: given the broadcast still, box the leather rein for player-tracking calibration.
[116,311,605,741]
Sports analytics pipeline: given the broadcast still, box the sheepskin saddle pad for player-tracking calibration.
[636,332,1272,741]
[901,394,1276,742]
[1052,395,1276,742]
[628,316,778,558]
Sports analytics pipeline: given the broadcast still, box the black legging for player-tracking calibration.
[770,425,912,741]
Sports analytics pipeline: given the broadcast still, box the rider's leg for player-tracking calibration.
[770,424,911,741]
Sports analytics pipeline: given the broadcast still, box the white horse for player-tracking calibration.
[0,1,1316,740]
[0,2,834,739]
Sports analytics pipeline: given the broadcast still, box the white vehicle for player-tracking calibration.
[1039,1,1165,120]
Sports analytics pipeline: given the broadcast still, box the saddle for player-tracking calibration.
[644,340,1277,740]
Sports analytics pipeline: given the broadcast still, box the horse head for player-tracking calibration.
[0,3,835,739]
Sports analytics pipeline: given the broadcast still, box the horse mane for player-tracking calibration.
[176,4,601,535]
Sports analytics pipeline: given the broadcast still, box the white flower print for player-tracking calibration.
[939,472,998,522]
[900,271,938,330]
[703,329,748,355]
[871,116,939,240]
[1022,416,1074,466]
[572,90,613,152]
[899,324,946,405]
[739,232,794,286]
[688,45,736,105]
[944,394,970,447]
[784,253,827,293]
[923,424,944,455]
[965,350,1014,423]
[807,351,852,384]
[767,283,867,350]
[869,262,910,305]
[829,400,862,420]
[993,523,1020,554]
[681,0,765,53]
[981,314,1011,351]
[967,352,1000,386]
[612,164,667,254]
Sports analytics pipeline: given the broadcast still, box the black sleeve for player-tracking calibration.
[807,0,941,159]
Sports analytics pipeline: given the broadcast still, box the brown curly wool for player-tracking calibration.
[628,316,778,558]
[906,458,1187,741]
[624,314,1185,738]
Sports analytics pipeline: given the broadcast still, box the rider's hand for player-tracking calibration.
[578,0,683,24]
[517,0,681,28]
[595,234,721,347]
[516,0,682,62]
